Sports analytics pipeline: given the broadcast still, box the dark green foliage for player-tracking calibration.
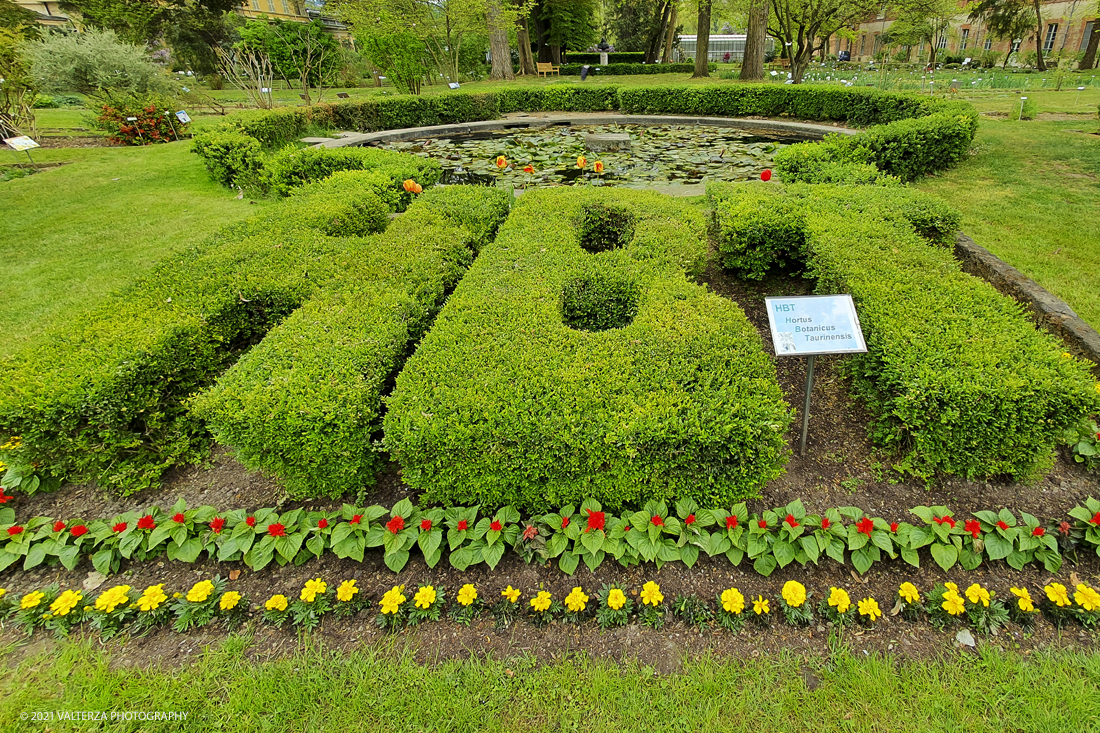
[414,185,512,253]
[564,52,647,64]
[262,145,442,197]
[558,63,713,76]
[190,131,264,188]
[770,141,900,187]
[707,183,807,280]
[706,182,1100,481]
[576,203,635,253]
[560,270,640,331]
[192,187,512,499]
[384,188,793,511]
[283,171,393,237]
[495,85,621,113]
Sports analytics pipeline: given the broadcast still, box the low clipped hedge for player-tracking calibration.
[707,182,1100,482]
[384,188,793,511]
[281,171,395,237]
[0,153,433,495]
[558,63,714,76]
[262,145,442,197]
[191,187,513,499]
[564,52,647,64]
[495,85,621,113]
[190,131,264,188]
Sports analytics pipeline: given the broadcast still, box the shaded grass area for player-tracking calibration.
[0,635,1098,732]
[0,142,272,357]
[915,119,1100,330]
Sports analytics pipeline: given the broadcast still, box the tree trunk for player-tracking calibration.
[646,1,671,63]
[516,11,537,75]
[662,6,677,63]
[693,0,712,77]
[740,0,768,80]
[1081,23,1099,70]
[1033,0,1046,71]
[792,46,811,83]
[488,0,515,81]
[550,44,561,64]
[534,0,551,63]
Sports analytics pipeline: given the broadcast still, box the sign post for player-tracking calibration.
[3,135,41,171]
[765,294,867,456]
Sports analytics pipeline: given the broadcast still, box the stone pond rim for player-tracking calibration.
[310,114,858,149]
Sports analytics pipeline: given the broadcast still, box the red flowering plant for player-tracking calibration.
[560,499,617,574]
[83,510,160,575]
[378,498,422,572]
[999,510,1063,573]
[745,508,780,576]
[28,515,95,571]
[444,505,481,569]
[239,508,308,571]
[806,507,847,567]
[415,507,446,568]
[144,499,218,565]
[1068,497,1100,559]
[908,506,965,571]
[453,506,521,571]
[971,508,1021,569]
[623,500,682,569]
[839,507,898,575]
[92,92,190,146]
[672,498,715,568]
[329,503,389,563]
[702,501,750,566]
[293,510,337,564]
[0,510,51,571]
[757,500,810,577]
[520,505,574,567]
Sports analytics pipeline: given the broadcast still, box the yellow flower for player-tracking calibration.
[530,591,552,613]
[186,580,214,603]
[1010,587,1035,613]
[640,581,663,607]
[502,585,521,604]
[20,591,44,610]
[1074,584,1100,612]
[944,582,958,593]
[414,585,437,610]
[219,591,241,611]
[858,597,882,621]
[456,584,477,607]
[564,587,588,613]
[173,592,182,599]
[965,583,990,607]
[337,580,359,603]
[136,584,167,612]
[899,582,920,604]
[95,585,132,613]
[301,578,327,603]
[0,588,6,599]
[828,587,851,614]
[380,585,406,615]
[752,595,769,615]
[942,591,966,616]
[1045,583,1071,607]
[607,588,627,611]
[781,581,807,608]
[265,594,288,612]
[721,588,745,615]
[1062,352,1073,358]
[50,590,82,617]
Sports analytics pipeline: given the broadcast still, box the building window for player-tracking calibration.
[1043,23,1058,52]
[1012,39,1021,53]
[937,36,947,49]
[872,34,880,55]
[984,37,992,50]
[250,0,258,8]
[1083,21,1096,52]
[961,28,969,49]
[280,0,289,13]
[266,0,275,11]
[859,35,865,55]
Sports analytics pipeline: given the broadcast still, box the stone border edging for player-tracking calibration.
[956,232,1100,377]
[314,114,857,149]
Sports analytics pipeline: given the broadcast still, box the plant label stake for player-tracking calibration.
[1019,96,1027,121]
[3,135,41,171]
[126,117,144,144]
[765,295,867,457]
[164,111,180,141]
[1076,86,1085,105]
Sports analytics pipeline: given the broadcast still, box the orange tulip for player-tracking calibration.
[496,155,508,168]
[411,182,422,194]
[403,179,417,192]
[523,165,534,174]
[576,156,586,169]
[594,160,604,174]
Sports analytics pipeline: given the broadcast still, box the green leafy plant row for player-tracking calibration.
[556,63,716,76]
[707,182,1100,482]
[4,495,1100,578]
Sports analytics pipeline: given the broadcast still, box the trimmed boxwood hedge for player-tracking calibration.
[191,187,512,499]
[558,63,715,76]
[384,188,793,512]
[0,155,430,495]
[707,181,1100,481]
[263,145,442,198]
[564,52,647,64]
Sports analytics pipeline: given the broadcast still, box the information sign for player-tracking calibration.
[765,294,866,356]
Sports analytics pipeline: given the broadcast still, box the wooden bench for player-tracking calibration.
[779,58,790,69]
[537,62,560,77]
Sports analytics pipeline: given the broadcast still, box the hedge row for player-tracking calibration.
[4,494,1099,577]
[563,52,647,64]
[0,160,463,496]
[557,63,716,76]
[383,188,793,512]
[191,186,512,499]
[707,182,1100,481]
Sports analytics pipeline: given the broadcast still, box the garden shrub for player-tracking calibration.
[564,52,646,64]
[495,86,621,113]
[261,145,442,197]
[706,182,1100,481]
[557,63,714,76]
[92,92,190,146]
[190,131,264,188]
[384,188,792,511]
[770,141,900,187]
[191,187,512,499]
[706,183,807,279]
[282,171,394,237]
[576,203,635,253]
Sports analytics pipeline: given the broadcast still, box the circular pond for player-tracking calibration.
[371,124,810,188]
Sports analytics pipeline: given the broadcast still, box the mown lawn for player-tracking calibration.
[0,636,1097,732]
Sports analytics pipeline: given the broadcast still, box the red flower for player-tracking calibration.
[268,523,286,537]
[457,519,468,531]
[622,526,630,532]
[1032,526,1045,537]
[651,515,665,527]
[856,517,874,537]
[761,169,772,182]
[561,516,570,529]
[137,515,155,530]
[245,517,256,528]
[820,517,831,530]
[585,510,605,533]
[758,519,768,529]
[490,520,503,532]
[934,516,956,529]
[523,524,538,541]
[421,518,433,531]
[317,519,328,529]
[71,525,88,537]
[173,512,186,524]
[0,488,10,503]
[523,165,534,174]
[996,520,1009,531]
[685,514,696,525]
[386,516,405,534]
[7,525,23,536]
[784,514,799,528]
[1090,512,1100,526]
[964,519,981,539]
[890,522,899,533]
[726,515,738,530]
[349,514,362,525]
[53,520,66,532]
[211,517,225,534]
[113,522,128,533]
[1059,520,1071,535]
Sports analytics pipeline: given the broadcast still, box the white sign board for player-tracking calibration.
[3,136,39,151]
[448,82,460,89]
[765,294,867,356]
[175,110,192,124]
